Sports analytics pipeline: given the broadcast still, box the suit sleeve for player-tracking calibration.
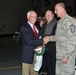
[20,26,43,46]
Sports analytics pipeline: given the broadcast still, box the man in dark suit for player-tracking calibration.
[20,10,49,75]
[41,10,57,75]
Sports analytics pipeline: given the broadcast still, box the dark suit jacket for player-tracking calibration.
[20,22,43,64]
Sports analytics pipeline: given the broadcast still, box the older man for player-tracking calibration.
[20,10,49,75]
[40,10,57,75]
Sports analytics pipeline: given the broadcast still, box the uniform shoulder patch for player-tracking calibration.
[70,24,76,33]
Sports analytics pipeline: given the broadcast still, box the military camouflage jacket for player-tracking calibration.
[50,14,76,59]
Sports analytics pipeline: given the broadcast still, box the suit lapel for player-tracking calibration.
[26,22,36,38]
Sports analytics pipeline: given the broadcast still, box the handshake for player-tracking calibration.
[43,36,50,45]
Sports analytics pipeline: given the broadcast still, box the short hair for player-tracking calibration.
[58,3,66,10]
[46,10,53,14]
[27,10,36,17]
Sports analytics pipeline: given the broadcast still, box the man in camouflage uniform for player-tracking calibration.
[49,3,76,75]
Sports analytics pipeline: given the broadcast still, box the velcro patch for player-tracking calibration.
[70,24,76,33]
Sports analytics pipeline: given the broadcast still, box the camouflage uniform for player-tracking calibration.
[50,14,76,75]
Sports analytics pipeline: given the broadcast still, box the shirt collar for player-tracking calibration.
[27,21,39,33]
[28,21,33,29]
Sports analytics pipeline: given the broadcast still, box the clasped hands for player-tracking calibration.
[35,36,50,50]
[43,36,50,45]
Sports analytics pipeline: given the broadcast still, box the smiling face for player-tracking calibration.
[54,4,62,18]
[45,10,54,23]
[54,3,66,18]
[27,11,37,25]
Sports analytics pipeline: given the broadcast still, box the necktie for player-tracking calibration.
[33,25,38,38]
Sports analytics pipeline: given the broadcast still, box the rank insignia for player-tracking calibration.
[70,24,76,33]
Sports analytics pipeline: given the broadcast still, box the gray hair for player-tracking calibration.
[27,10,36,17]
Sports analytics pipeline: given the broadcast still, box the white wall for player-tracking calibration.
[0,0,33,34]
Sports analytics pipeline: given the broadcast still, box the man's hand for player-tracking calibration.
[61,57,68,64]
[43,36,50,44]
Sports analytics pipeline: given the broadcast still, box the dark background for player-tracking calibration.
[0,0,76,75]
